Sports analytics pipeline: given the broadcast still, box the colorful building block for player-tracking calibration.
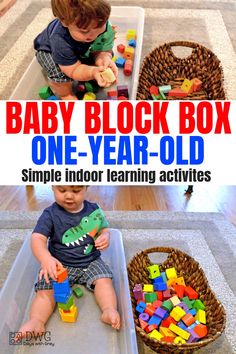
[83,92,96,100]
[128,39,136,47]
[123,59,133,76]
[184,286,198,299]
[57,295,74,310]
[148,329,163,341]
[115,57,126,68]
[56,266,68,283]
[191,78,202,92]
[38,86,53,100]
[73,286,84,298]
[100,68,116,83]
[123,46,135,60]
[117,43,125,53]
[59,304,78,323]
[170,306,186,322]
[126,29,136,40]
[165,267,177,280]
[181,78,193,94]
[145,292,157,303]
[168,88,188,97]
[195,309,206,324]
[147,264,160,279]
[169,323,190,341]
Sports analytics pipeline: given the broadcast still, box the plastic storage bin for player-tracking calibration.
[10,6,144,100]
[0,229,138,354]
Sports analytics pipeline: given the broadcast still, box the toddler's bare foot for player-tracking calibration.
[101,308,120,330]
[15,318,45,341]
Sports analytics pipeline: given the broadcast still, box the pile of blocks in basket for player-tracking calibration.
[133,264,207,344]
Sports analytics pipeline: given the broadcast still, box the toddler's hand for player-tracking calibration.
[95,232,110,251]
[95,55,118,79]
[39,256,63,284]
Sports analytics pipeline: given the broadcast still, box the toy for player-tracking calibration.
[100,68,116,83]
[73,286,84,298]
[126,29,136,40]
[123,46,135,60]
[124,59,133,76]
[117,44,125,53]
[38,86,53,99]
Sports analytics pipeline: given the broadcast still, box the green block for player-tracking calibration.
[144,292,157,303]
[193,299,205,310]
[182,296,193,309]
[159,90,166,100]
[38,86,53,99]
[57,295,74,310]
[161,300,173,312]
[73,286,84,298]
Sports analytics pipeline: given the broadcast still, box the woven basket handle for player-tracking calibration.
[167,41,200,60]
[142,246,177,255]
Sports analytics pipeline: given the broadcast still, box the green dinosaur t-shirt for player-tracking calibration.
[33,201,108,267]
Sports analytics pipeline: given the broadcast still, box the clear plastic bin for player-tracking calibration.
[0,229,138,354]
[10,6,144,100]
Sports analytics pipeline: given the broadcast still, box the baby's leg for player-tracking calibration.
[17,289,55,339]
[94,278,120,330]
[48,81,78,100]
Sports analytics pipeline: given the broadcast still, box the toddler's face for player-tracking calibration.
[67,20,106,42]
[52,186,86,212]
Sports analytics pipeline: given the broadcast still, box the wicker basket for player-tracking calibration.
[136,41,226,100]
[127,246,226,354]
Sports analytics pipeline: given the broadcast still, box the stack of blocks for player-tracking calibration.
[133,264,208,344]
[150,78,202,100]
[53,266,78,323]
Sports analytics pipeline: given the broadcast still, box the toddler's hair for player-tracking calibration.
[51,0,111,28]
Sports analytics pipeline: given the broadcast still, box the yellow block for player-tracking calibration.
[181,78,193,93]
[149,329,163,341]
[100,68,116,83]
[170,306,186,322]
[169,323,190,341]
[59,304,78,323]
[83,92,96,100]
[195,309,206,324]
[174,336,186,344]
[159,327,176,338]
[143,284,154,292]
[126,29,136,40]
[165,267,177,279]
[123,46,135,60]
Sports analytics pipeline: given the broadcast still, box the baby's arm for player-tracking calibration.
[31,232,63,283]
[94,227,110,251]
[59,61,109,87]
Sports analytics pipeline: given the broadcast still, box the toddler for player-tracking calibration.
[18,185,120,339]
[34,0,118,99]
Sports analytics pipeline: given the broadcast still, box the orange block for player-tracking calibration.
[168,88,188,97]
[182,313,195,326]
[193,324,208,338]
[161,336,175,343]
[191,78,202,92]
[56,266,68,283]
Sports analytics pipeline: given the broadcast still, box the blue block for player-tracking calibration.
[152,276,164,284]
[177,321,187,330]
[128,39,136,47]
[52,279,70,294]
[135,301,146,313]
[161,272,167,283]
[46,95,59,100]
[116,57,126,68]
[153,282,167,291]
[54,290,72,304]
[148,315,162,326]
[189,308,197,316]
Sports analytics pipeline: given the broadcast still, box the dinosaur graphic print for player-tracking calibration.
[61,208,106,255]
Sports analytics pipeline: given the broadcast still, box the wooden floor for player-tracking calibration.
[1,185,236,225]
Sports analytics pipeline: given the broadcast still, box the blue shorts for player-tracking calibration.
[35,257,112,292]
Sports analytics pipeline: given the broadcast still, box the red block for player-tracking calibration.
[150,85,159,96]
[162,336,175,343]
[117,44,125,53]
[161,316,177,328]
[172,284,185,298]
[184,286,198,299]
[156,291,163,301]
[139,318,148,330]
[152,300,162,309]
[168,88,188,97]
[124,59,133,76]
[144,304,156,317]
